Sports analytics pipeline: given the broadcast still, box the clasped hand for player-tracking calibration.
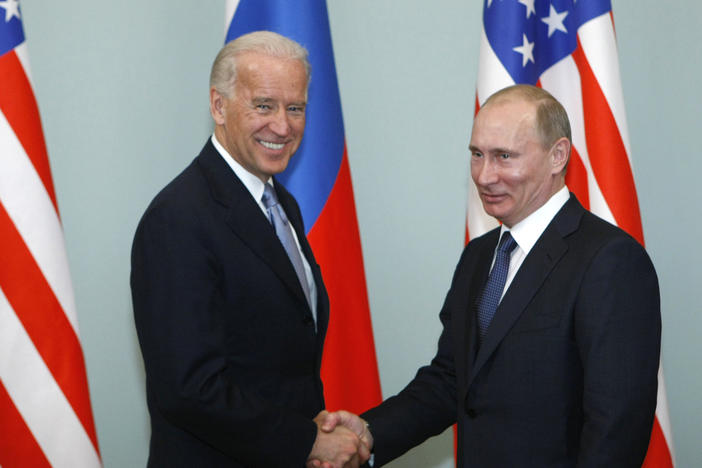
[306,410,374,468]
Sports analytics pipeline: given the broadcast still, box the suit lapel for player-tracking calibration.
[468,195,584,386]
[196,141,310,311]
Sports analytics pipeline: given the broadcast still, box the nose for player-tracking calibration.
[472,157,498,186]
[268,108,291,136]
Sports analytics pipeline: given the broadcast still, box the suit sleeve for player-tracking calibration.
[131,203,317,467]
[361,249,471,466]
[574,236,661,466]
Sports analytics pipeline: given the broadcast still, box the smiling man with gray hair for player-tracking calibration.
[131,31,369,468]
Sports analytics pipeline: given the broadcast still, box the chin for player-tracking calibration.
[482,204,504,220]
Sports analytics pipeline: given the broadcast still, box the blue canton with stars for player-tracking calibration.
[484,0,611,84]
[0,0,24,57]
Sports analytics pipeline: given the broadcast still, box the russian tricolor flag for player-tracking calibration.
[225,0,382,414]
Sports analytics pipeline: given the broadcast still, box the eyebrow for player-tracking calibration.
[252,97,274,104]
[469,145,513,154]
[251,97,306,107]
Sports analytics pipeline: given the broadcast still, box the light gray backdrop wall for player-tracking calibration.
[18,1,701,466]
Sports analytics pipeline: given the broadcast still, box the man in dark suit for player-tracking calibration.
[317,84,661,467]
[131,31,368,468]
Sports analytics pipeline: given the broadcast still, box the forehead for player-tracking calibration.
[471,98,539,147]
[235,52,308,95]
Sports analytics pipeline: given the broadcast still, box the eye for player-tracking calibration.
[256,104,272,111]
[287,105,305,114]
[499,153,510,160]
[471,151,483,158]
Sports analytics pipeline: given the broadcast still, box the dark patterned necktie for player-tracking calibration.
[476,232,517,341]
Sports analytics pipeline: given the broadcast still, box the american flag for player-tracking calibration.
[468,0,674,465]
[0,1,101,466]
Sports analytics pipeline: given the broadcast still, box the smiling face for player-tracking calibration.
[210,51,308,182]
[469,96,569,227]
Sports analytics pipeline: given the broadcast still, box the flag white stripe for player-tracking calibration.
[476,29,514,106]
[0,288,100,468]
[0,111,79,335]
[578,14,632,160]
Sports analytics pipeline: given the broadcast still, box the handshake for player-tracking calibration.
[306,410,374,468]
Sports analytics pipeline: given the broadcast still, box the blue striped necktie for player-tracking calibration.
[476,232,517,341]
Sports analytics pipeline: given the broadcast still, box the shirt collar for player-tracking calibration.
[211,134,273,202]
[501,185,570,256]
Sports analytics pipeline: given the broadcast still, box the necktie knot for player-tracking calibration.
[498,231,517,254]
[261,183,279,210]
[262,183,289,225]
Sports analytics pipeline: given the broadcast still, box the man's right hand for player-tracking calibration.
[306,410,374,468]
[306,410,373,468]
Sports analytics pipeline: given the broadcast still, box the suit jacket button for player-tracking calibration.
[466,409,478,419]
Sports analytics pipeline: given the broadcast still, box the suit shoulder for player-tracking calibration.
[578,210,644,249]
[570,211,656,276]
[139,158,213,223]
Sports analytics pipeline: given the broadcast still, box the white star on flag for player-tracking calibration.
[512,33,535,67]
[0,0,20,22]
[518,0,536,19]
[541,4,569,37]
[487,0,494,7]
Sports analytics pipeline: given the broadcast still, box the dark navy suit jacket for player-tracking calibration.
[364,194,660,467]
[131,140,329,467]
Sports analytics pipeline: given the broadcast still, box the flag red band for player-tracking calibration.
[642,417,674,468]
[0,381,51,468]
[0,51,57,212]
[310,147,382,414]
[0,203,99,452]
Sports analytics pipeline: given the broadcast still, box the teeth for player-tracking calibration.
[260,140,284,150]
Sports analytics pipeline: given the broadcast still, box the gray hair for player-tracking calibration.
[209,30,311,98]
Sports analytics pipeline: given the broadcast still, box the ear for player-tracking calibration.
[209,87,226,125]
[550,137,570,174]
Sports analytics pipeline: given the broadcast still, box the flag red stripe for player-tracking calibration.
[571,41,644,245]
[0,51,58,212]
[0,203,99,452]
[0,380,51,468]
[310,148,382,414]
[642,417,674,468]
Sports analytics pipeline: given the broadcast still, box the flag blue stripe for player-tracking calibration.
[227,0,345,232]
